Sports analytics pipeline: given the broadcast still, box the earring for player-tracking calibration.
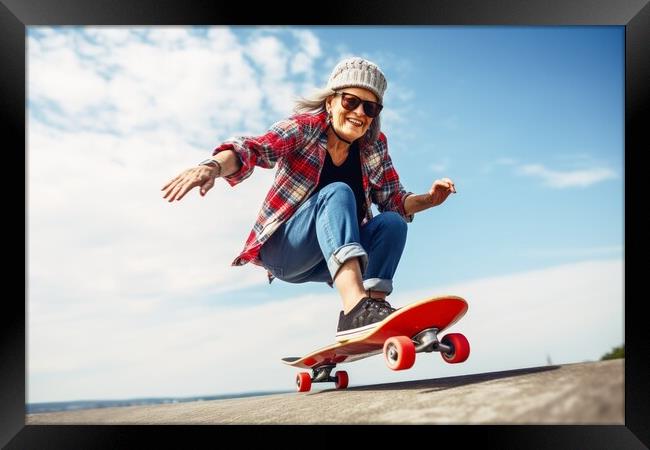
[326,109,332,124]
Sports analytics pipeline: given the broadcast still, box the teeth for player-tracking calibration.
[348,119,363,126]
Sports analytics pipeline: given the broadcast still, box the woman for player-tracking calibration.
[162,57,456,341]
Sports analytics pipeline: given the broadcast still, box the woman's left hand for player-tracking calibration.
[427,177,456,207]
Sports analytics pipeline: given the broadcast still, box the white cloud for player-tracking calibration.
[29,40,111,116]
[29,258,622,402]
[246,35,289,81]
[293,29,320,57]
[524,245,623,258]
[28,27,278,145]
[517,163,618,188]
[289,29,322,77]
[84,27,135,47]
[483,157,618,188]
[27,122,274,306]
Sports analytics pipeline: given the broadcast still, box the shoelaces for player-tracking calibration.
[364,299,395,315]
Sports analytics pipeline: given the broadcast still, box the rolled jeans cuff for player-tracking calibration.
[362,278,394,296]
[328,243,368,280]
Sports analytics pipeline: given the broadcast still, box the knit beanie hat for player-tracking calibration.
[326,57,387,104]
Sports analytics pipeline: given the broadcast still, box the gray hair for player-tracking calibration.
[293,87,382,144]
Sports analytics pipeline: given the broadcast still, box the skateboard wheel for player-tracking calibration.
[441,333,470,364]
[383,336,416,371]
[334,371,349,389]
[296,372,312,392]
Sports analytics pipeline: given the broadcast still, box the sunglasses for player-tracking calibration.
[335,92,383,118]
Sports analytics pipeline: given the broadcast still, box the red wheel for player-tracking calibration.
[296,372,312,392]
[334,371,349,389]
[383,336,416,370]
[440,333,470,363]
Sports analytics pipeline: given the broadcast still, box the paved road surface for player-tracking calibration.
[27,359,623,425]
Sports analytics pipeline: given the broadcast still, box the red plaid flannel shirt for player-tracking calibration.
[213,111,414,271]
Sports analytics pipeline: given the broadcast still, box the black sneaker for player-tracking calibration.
[336,297,397,341]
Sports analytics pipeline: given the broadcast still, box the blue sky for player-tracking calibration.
[27,26,623,404]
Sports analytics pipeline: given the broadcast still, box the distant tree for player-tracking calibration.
[601,344,624,360]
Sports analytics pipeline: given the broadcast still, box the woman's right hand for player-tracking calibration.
[161,165,218,202]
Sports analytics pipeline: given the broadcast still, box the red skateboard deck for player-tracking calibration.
[282,295,469,392]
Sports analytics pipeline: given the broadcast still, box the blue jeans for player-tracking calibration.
[259,182,408,295]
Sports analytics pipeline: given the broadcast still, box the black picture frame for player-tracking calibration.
[2,0,647,448]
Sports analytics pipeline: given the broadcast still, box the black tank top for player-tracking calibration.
[309,140,366,225]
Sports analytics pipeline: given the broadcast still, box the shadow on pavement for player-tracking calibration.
[313,365,562,395]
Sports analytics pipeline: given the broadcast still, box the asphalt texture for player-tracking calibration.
[27,359,623,425]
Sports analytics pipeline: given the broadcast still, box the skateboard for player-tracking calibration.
[282,295,470,392]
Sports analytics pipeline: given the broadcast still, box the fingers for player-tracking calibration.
[161,174,181,192]
[162,169,188,201]
[174,182,194,201]
[162,176,187,202]
[162,167,215,202]
[161,169,192,202]
[435,178,456,194]
[163,179,187,202]
[441,177,456,193]
[428,178,457,206]
[161,182,177,201]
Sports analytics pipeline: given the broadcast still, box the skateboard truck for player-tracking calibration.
[295,365,349,392]
[413,328,453,354]
[311,365,336,383]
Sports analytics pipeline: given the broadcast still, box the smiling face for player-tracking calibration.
[326,87,378,143]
